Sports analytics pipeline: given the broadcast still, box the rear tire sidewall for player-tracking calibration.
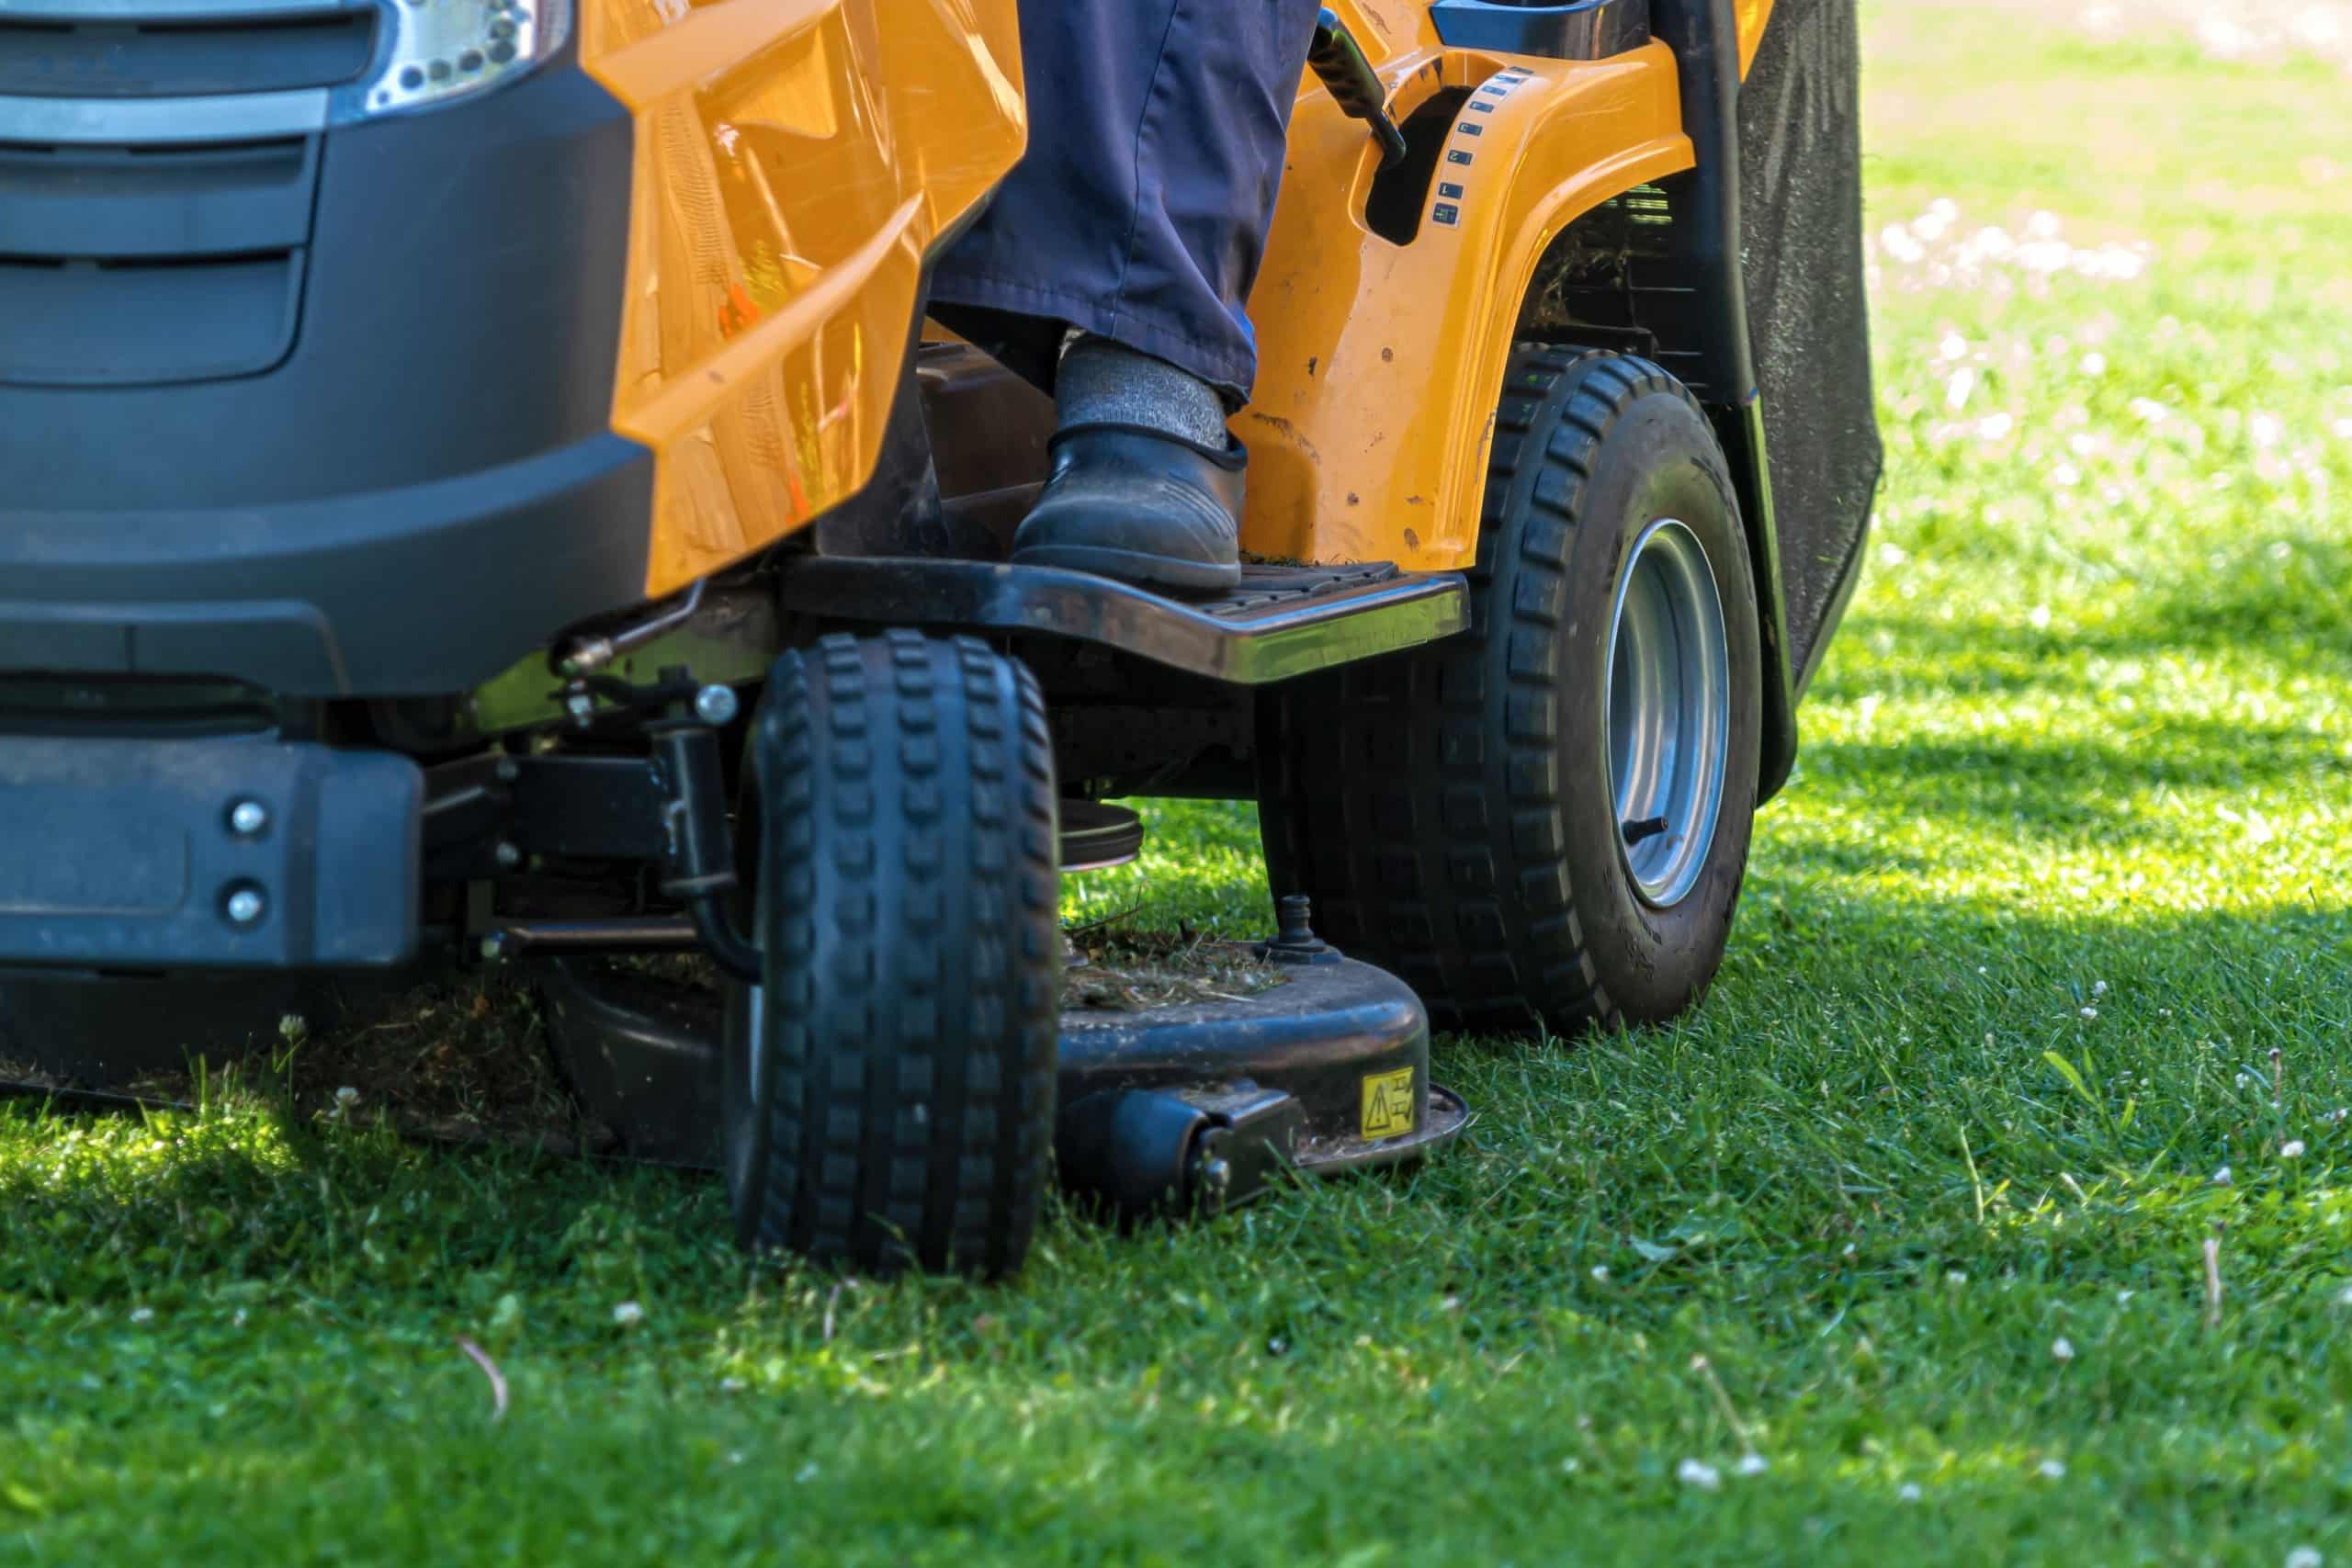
[1544,392,1760,1021]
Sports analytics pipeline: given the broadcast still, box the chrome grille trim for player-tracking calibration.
[0,87,327,141]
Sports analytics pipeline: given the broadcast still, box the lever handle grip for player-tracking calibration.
[1307,7,1408,168]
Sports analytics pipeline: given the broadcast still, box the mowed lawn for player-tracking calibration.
[6,6,2352,1562]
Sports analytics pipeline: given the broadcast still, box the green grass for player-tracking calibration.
[7,5,2352,1561]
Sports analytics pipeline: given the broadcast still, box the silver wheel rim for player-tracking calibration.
[1603,517,1730,908]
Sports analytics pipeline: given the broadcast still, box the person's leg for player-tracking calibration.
[930,0,1319,591]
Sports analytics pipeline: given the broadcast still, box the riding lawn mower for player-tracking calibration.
[0,0,1878,1276]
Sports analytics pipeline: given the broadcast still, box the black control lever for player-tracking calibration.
[1308,7,1408,168]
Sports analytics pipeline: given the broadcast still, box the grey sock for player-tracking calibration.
[1055,333,1230,448]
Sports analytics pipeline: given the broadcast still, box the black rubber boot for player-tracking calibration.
[1011,423,1246,593]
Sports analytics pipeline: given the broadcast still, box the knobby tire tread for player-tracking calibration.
[1262,348,1723,1037]
[749,631,1057,1277]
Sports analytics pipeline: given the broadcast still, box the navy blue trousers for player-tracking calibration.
[929,0,1321,406]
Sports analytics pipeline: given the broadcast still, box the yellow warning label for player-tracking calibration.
[1361,1066,1417,1140]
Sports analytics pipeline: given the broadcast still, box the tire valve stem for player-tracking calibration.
[1622,816,1670,847]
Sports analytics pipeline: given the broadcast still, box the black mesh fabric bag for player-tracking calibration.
[1738,0,1882,689]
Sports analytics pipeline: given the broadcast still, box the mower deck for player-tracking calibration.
[539,935,1467,1216]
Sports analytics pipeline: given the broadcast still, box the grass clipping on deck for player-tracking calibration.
[1063,927,1286,1012]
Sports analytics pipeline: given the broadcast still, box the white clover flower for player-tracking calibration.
[2237,1072,2255,1089]
[2080,244,2148,282]
[2337,1284,2352,1307]
[1939,332,1969,361]
[1962,224,2018,263]
[720,1376,747,1393]
[2038,1459,2067,1480]
[2196,15,2256,57]
[612,1301,645,1326]
[2117,1290,2135,1304]
[2213,1166,2233,1187]
[2051,1337,2075,1362]
[1677,1458,1723,1492]
[1589,1265,1611,1282]
[1978,412,2016,441]
[2080,353,2108,377]
[2282,1140,2307,1159]
[2250,413,2285,448]
[1898,1483,1923,1503]
[1736,1453,1770,1477]
[2287,1550,2322,1568]
[2092,980,2108,998]
[128,1306,154,1325]
[1947,1270,1969,1285]
[233,1309,248,1327]
[2079,1007,2098,1021]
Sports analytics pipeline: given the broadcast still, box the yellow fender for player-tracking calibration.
[1240,1,1775,572]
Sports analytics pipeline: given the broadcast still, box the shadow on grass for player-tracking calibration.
[1822,535,2352,696]
[1789,718,2344,847]
[2123,533,2351,661]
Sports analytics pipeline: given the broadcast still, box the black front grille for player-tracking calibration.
[0,4,356,385]
[0,9,378,99]
[0,137,313,255]
[0,248,304,385]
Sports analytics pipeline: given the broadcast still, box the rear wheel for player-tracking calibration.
[1259,347,1762,1035]
[724,630,1061,1276]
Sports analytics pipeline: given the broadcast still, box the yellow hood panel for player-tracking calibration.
[581,0,1024,595]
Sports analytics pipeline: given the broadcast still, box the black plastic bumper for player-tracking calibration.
[0,51,650,697]
[0,735,421,969]
[0,437,649,695]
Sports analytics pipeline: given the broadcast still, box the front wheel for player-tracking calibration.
[1259,347,1763,1036]
[724,630,1061,1277]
